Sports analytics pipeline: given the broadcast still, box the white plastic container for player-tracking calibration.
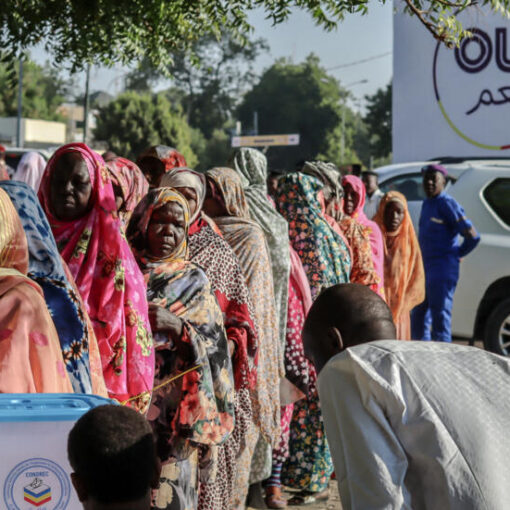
[0,393,114,510]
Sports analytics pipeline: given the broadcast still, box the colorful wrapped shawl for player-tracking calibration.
[342,175,385,298]
[128,188,235,510]
[0,187,73,393]
[230,148,290,357]
[38,143,153,411]
[276,172,351,299]
[0,180,106,395]
[373,191,425,339]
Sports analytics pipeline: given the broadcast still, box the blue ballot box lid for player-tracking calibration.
[0,393,116,422]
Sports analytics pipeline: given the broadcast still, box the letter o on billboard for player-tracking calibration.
[454,28,492,73]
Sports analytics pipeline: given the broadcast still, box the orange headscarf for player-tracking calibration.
[373,191,425,339]
[0,188,73,392]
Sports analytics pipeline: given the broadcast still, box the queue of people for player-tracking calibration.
[0,143,481,510]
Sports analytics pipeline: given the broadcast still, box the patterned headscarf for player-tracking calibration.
[106,157,149,227]
[0,180,105,394]
[342,174,385,297]
[137,145,187,172]
[276,172,351,299]
[230,148,290,352]
[12,151,46,192]
[206,167,251,219]
[127,187,190,268]
[301,161,343,203]
[38,143,154,411]
[160,167,206,223]
[373,191,425,326]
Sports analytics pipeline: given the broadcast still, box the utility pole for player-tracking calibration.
[83,63,91,144]
[16,58,23,147]
[253,111,258,135]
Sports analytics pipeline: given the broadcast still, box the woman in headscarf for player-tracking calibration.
[230,148,289,485]
[276,172,351,505]
[205,167,288,508]
[38,143,154,412]
[127,188,235,510]
[12,151,46,192]
[137,145,187,189]
[342,174,385,297]
[106,156,149,228]
[160,167,260,510]
[0,188,73,393]
[302,162,380,294]
[0,180,107,395]
[373,191,425,339]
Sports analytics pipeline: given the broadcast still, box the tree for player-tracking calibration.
[126,33,267,138]
[364,84,392,160]
[0,58,71,120]
[0,0,506,78]
[236,55,360,169]
[94,91,197,165]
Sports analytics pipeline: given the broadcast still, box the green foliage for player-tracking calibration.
[0,58,71,120]
[237,55,360,169]
[126,33,267,138]
[364,83,392,160]
[94,91,197,165]
[1,0,505,81]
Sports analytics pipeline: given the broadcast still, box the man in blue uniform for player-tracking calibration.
[411,164,480,342]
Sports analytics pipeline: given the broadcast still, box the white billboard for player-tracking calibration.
[393,5,510,162]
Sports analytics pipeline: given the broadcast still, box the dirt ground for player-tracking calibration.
[247,481,342,510]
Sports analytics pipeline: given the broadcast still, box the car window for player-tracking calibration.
[483,178,510,227]
[379,173,427,201]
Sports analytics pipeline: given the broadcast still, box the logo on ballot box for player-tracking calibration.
[3,458,70,510]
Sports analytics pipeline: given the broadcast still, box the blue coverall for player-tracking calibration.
[411,192,480,342]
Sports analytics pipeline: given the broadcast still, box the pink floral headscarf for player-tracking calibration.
[342,174,385,298]
[38,143,154,412]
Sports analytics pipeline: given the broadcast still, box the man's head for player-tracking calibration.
[67,405,160,510]
[303,283,396,374]
[351,163,362,177]
[361,171,379,197]
[422,164,447,198]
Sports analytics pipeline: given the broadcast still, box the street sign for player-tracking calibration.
[231,134,300,147]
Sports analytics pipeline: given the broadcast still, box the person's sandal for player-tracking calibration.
[265,485,288,509]
[287,488,329,506]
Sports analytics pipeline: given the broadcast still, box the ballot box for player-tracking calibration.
[0,393,114,510]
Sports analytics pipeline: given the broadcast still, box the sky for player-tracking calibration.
[30,1,393,112]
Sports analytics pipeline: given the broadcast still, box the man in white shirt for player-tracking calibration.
[303,283,510,510]
[362,170,384,219]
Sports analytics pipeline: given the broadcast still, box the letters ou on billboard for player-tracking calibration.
[393,5,510,162]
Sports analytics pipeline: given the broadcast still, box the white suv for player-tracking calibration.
[376,159,510,354]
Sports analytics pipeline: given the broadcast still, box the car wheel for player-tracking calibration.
[484,298,510,356]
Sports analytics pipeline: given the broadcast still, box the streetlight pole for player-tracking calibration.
[340,79,368,164]
[83,63,91,144]
[16,58,23,147]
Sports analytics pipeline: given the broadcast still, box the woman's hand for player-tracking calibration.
[148,303,183,341]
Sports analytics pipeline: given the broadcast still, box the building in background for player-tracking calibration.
[0,117,66,149]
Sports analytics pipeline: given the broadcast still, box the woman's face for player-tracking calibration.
[147,201,186,259]
[202,179,227,218]
[139,157,165,189]
[343,183,359,216]
[50,152,92,221]
[175,186,198,217]
[384,201,405,232]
